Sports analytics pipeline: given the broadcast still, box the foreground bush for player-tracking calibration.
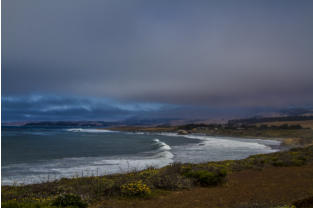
[151,172,192,190]
[183,169,227,186]
[149,163,192,190]
[93,177,115,197]
[293,196,313,208]
[120,180,151,197]
[1,199,51,208]
[52,193,87,208]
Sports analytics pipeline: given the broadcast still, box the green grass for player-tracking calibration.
[183,169,227,186]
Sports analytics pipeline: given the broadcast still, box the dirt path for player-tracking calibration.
[94,164,313,207]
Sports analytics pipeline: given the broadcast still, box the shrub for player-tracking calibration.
[271,159,284,167]
[93,177,114,196]
[138,168,159,179]
[293,196,313,208]
[290,159,306,166]
[148,163,192,190]
[184,169,227,186]
[52,193,87,208]
[151,173,192,190]
[1,199,51,208]
[269,153,307,167]
[120,180,151,197]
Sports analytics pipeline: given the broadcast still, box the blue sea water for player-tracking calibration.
[1,126,280,185]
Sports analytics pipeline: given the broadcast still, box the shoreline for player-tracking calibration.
[153,131,285,152]
[3,124,313,207]
[0,142,301,187]
[2,144,313,207]
[108,127,293,152]
[108,124,313,148]
[2,131,283,186]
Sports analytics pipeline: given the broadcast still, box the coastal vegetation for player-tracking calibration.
[2,144,313,207]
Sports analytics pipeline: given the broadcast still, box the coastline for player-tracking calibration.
[1,130,282,186]
[2,144,313,207]
[108,124,313,148]
[2,125,313,207]
[107,128,295,153]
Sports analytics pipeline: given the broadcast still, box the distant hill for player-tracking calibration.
[228,115,313,125]
[3,107,313,127]
[19,118,183,127]
[22,121,120,127]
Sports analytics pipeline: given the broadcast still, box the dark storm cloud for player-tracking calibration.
[2,95,170,121]
[2,94,283,122]
[3,0,313,108]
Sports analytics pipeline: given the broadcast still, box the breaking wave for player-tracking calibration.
[2,138,175,185]
[152,138,174,160]
[66,128,116,133]
[153,138,172,151]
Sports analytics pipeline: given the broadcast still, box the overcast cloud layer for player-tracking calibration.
[2,0,313,121]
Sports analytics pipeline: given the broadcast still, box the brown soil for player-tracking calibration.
[93,163,313,208]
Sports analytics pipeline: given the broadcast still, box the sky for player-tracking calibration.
[2,0,313,122]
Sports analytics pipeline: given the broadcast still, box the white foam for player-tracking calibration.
[183,135,269,149]
[66,128,116,133]
[167,134,280,163]
[123,131,146,135]
[152,138,174,160]
[153,138,172,151]
[158,132,179,137]
[1,139,174,185]
[157,132,280,150]
[1,155,173,185]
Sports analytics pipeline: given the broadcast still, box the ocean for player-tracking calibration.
[1,126,281,185]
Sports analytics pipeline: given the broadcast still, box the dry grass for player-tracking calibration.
[256,120,313,130]
[93,163,313,208]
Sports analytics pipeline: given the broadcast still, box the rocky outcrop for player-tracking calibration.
[177,129,189,135]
